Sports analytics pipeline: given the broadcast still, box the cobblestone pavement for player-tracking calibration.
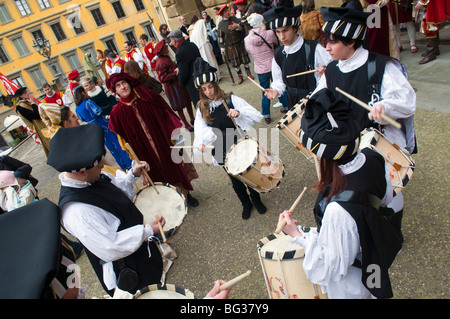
[12,25,449,299]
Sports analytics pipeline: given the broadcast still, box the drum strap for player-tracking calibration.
[329,190,381,211]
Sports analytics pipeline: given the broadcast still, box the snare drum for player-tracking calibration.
[225,137,285,193]
[360,128,415,194]
[134,182,187,237]
[257,233,326,299]
[277,100,314,163]
[134,284,199,299]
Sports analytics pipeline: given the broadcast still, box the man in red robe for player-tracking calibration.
[106,73,199,207]
[139,34,157,72]
[415,0,450,64]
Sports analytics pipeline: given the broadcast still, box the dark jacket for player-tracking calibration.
[175,39,201,106]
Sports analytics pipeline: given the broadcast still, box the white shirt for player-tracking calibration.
[124,48,146,70]
[271,34,333,96]
[60,169,155,290]
[312,46,416,149]
[193,94,263,164]
[290,151,394,299]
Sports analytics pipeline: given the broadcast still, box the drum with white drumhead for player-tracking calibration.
[277,100,314,163]
[359,128,415,194]
[225,137,285,193]
[257,232,326,299]
[134,284,199,299]
[134,182,187,238]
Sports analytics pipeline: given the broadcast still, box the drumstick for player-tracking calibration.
[219,270,252,291]
[313,155,321,180]
[125,143,160,195]
[335,87,402,129]
[286,69,318,78]
[154,214,167,243]
[221,101,244,139]
[275,187,308,234]
[248,77,265,91]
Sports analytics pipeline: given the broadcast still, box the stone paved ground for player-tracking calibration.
[11,24,449,300]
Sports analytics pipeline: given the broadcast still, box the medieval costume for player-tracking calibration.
[415,0,450,64]
[263,4,332,108]
[14,88,51,157]
[314,6,417,242]
[217,4,254,84]
[192,58,264,219]
[286,88,402,298]
[154,40,195,131]
[47,124,164,296]
[388,0,417,53]
[107,73,198,205]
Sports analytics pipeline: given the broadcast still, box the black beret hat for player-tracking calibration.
[320,7,372,41]
[193,57,219,89]
[263,5,302,30]
[47,124,106,172]
[0,199,60,298]
[14,87,27,97]
[300,88,361,160]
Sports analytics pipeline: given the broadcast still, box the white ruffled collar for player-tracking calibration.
[283,33,304,55]
[337,46,369,73]
[338,150,366,175]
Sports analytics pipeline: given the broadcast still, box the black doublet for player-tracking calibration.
[59,174,163,295]
[313,149,402,298]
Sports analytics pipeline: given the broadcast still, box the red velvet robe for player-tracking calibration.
[108,85,193,193]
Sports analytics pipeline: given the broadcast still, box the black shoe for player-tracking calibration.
[253,200,267,214]
[280,108,288,114]
[242,204,253,220]
[186,193,199,207]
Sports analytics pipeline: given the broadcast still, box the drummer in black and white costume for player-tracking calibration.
[311,6,417,241]
[47,124,166,297]
[192,57,266,220]
[262,4,332,110]
[279,89,402,299]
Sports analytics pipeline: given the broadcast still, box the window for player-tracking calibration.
[67,14,85,35]
[0,44,10,64]
[133,0,145,12]
[124,30,137,45]
[0,4,14,24]
[46,58,63,76]
[27,67,47,88]
[64,51,82,72]
[14,0,32,16]
[111,1,125,19]
[50,22,67,41]
[37,0,51,10]
[11,74,26,88]
[143,23,157,42]
[90,8,106,27]
[11,37,30,57]
[104,38,118,54]
[31,29,45,42]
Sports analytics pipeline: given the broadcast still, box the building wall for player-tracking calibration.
[0,0,162,98]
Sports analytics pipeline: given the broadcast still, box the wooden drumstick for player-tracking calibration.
[335,87,402,129]
[219,270,252,291]
[286,69,318,78]
[313,155,321,180]
[221,101,244,139]
[125,143,159,195]
[275,186,308,234]
[154,214,166,243]
[248,77,265,92]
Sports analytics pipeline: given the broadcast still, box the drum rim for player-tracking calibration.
[134,283,199,299]
[257,233,304,260]
[133,182,188,230]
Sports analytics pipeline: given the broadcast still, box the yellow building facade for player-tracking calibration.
[0,0,166,98]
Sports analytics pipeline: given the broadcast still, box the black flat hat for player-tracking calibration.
[47,124,106,172]
[0,199,61,298]
[263,5,302,30]
[300,88,360,160]
[320,7,372,41]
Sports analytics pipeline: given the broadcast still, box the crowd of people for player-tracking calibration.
[2,0,449,300]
